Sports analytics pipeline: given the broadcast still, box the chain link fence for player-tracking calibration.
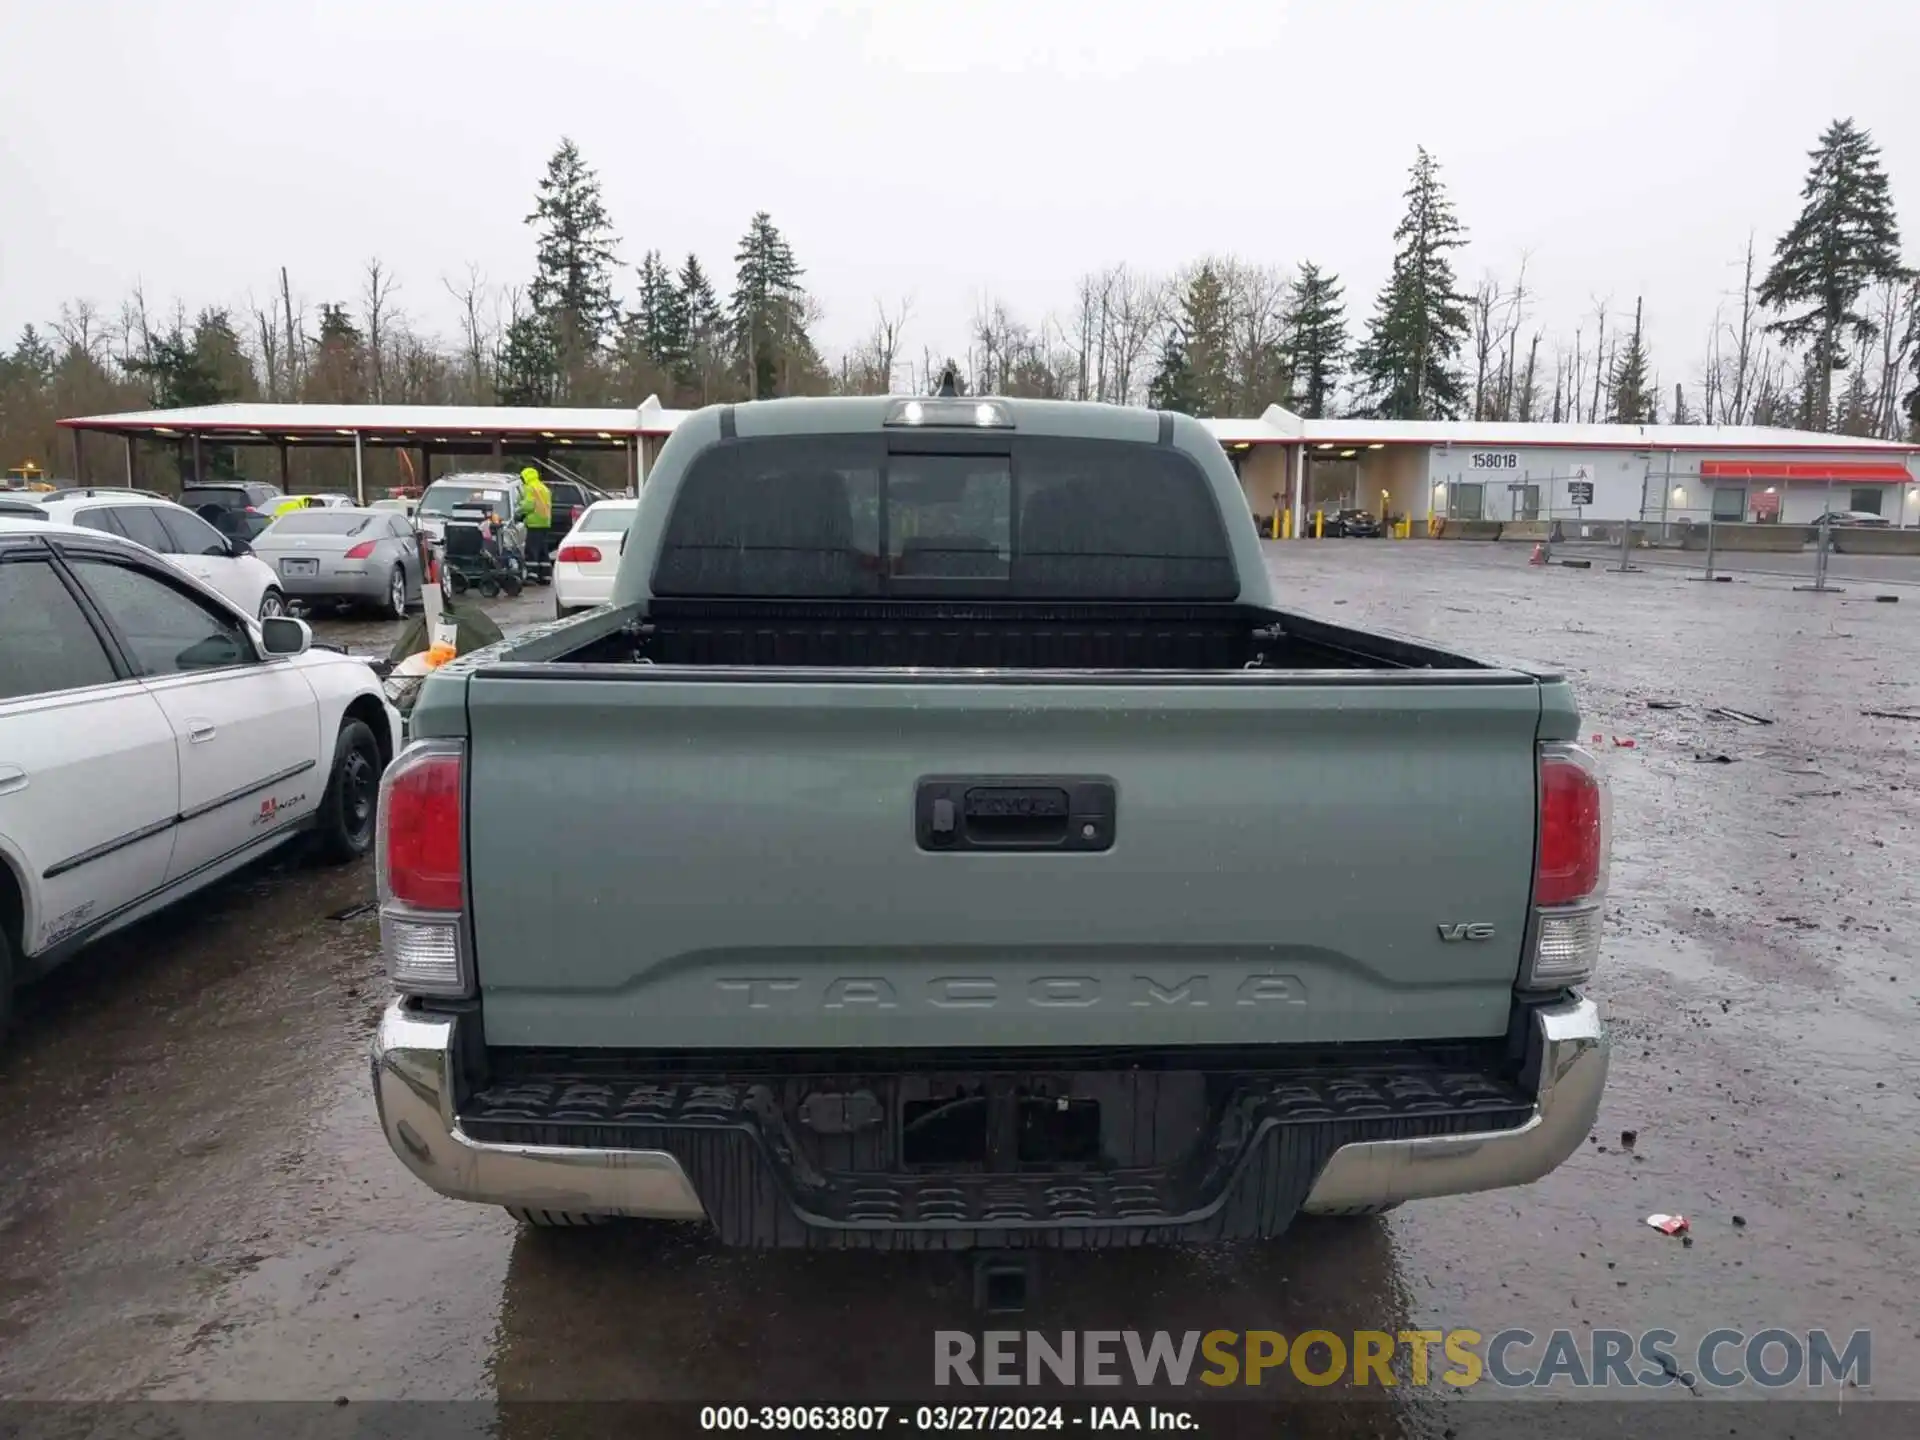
[1532,501,1920,592]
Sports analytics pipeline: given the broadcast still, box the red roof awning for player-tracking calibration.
[1700,460,1912,482]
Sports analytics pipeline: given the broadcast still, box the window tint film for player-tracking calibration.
[156,506,229,556]
[887,455,1011,580]
[110,505,176,554]
[181,487,251,509]
[71,560,253,677]
[652,435,1235,600]
[654,436,884,597]
[0,557,118,700]
[75,507,128,537]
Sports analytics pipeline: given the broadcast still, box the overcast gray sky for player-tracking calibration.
[4,0,1916,403]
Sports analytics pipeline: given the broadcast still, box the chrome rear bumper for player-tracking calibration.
[371,997,1605,1224]
[1300,996,1608,1213]
[371,1005,706,1220]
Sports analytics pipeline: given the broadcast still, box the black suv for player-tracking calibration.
[181,481,284,540]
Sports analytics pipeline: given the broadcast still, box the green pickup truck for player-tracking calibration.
[371,394,1610,1252]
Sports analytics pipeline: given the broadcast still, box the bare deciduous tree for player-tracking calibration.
[443,264,496,402]
[280,267,305,393]
[362,258,401,403]
[250,297,282,400]
[866,296,913,393]
[1727,235,1761,425]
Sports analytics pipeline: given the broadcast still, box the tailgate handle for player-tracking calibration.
[916,777,1115,853]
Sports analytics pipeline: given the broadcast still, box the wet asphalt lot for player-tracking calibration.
[2,542,1918,1433]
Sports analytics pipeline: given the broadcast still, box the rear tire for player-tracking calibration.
[507,1207,613,1228]
[382,565,407,620]
[313,720,383,864]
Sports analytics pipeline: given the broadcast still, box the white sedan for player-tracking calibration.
[552,498,638,616]
[33,488,291,620]
[0,516,402,1036]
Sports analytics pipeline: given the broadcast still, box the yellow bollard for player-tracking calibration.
[1271,510,1281,540]
[1314,510,1323,539]
[1282,510,1293,539]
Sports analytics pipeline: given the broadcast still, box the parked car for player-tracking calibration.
[181,481,284,545]
[1811,510,1889,528]
[551,499,637,616]
[31,489,290,620]
[1321,508,1382,538]
[0,516,401,1038]
[370,497,418,520]
[251,507,424,620]
[414,474,525,546]
[370,395,1612,1248]
[545,476,611,532]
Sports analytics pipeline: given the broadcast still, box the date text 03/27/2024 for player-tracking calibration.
[698,1406,1194,1432]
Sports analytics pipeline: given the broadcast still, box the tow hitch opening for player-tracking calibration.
[974,1252,1035,1314]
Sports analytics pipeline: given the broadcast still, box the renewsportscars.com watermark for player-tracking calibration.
[934,1328,1871,1391]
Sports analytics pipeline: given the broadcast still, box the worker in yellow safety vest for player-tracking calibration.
[270,495,313,517]
[517,466,553,573]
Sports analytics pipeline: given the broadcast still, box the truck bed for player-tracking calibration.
[551,598,1490,673]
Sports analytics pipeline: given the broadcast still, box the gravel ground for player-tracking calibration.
[1,545,1915,1436]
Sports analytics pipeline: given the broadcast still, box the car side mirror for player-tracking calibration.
[260,616,312,657]
[227,536,252,557]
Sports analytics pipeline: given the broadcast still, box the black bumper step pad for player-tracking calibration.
[459,1063,1531,1249]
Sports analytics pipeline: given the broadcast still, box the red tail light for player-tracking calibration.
[343,540,378,559]
[570,505,585,525]
[1535,746,1607,906]
[377,744,463,911]
[556,544,602,563]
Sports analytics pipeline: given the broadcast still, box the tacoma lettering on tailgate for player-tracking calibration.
[712,974,1306,1011]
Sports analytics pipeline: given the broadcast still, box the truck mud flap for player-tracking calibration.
[458,1054,1532,1249]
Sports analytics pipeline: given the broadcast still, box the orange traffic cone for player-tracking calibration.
[1529,543,1549,566]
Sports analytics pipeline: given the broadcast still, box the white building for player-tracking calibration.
[1216,408,1920,533]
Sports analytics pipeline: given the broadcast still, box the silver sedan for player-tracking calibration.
[250,506,423,618]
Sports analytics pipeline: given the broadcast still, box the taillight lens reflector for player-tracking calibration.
[556,544,602,564]
[343,539,377,559]
[1536,745,1608,907]
[377,742,463,911]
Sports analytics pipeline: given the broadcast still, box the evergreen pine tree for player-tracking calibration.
[729,212,813,399]
[1284,262,1348,419]
[1150,263,1235,415]
[674,254,725,392]
[496,312,560,406]
[627,250,682,371]
[1758,119,1906,428]
[1147,331,1199,413]
[8,326,56,389]
[525,137,622,382]
[126,316,233,409]
[1353,147,1470,419]
[1608,297,1654,423]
